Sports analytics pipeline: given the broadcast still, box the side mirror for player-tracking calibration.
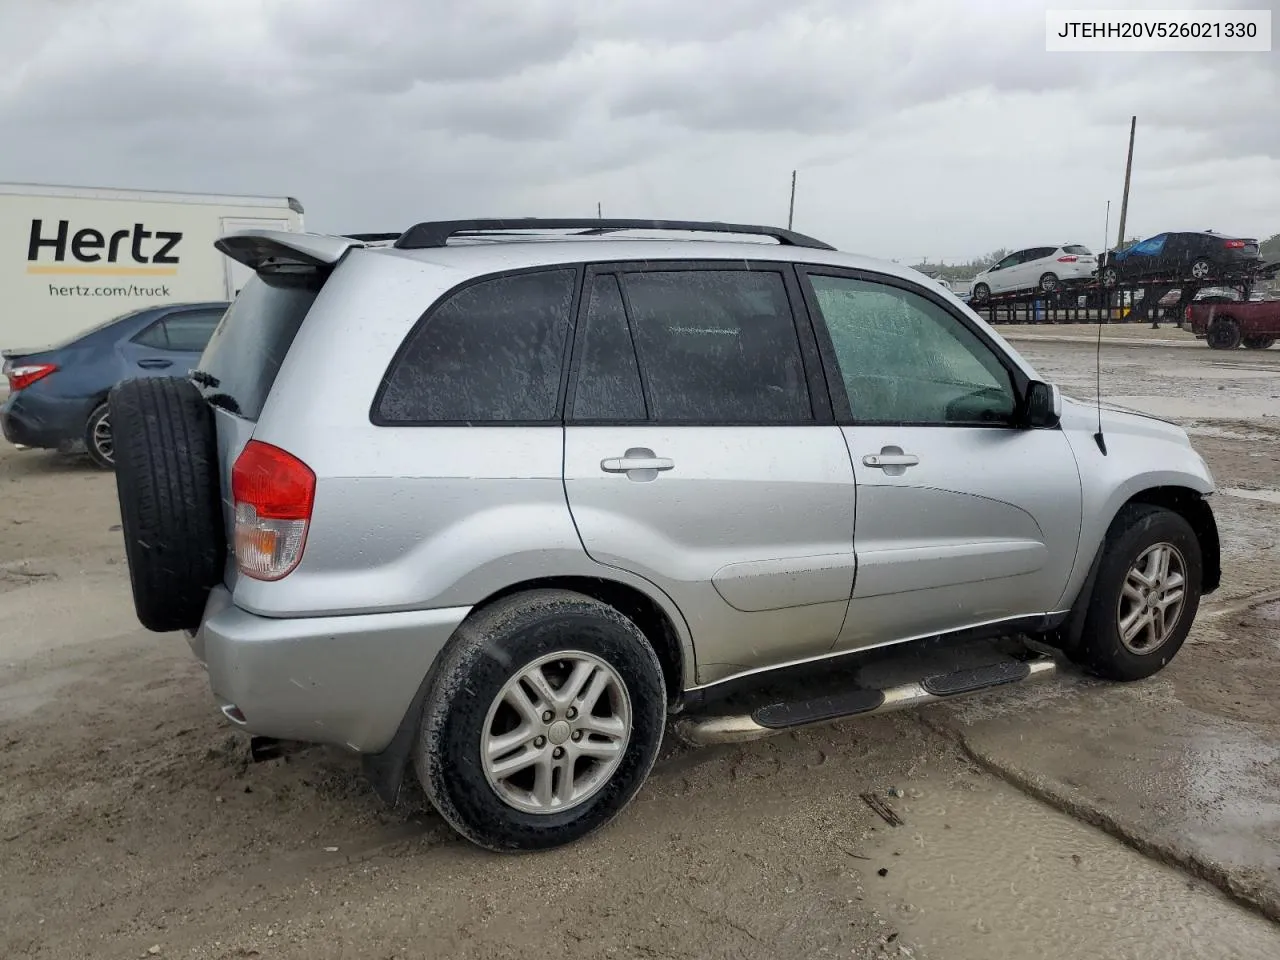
[1023,380,1061,429]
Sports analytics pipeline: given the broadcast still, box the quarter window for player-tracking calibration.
[377,269,576,423]
[807,274,1016,425]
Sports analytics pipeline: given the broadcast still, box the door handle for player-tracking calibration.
[601,455,675,473]
[137,358,173,369]
[863,453,919,468]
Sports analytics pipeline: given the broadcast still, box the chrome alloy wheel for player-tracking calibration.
[480,650,632,814]
[1116,542,1187,655]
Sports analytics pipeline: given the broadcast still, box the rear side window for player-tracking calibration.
[1063,245,1092,256]
[1029,247,1058,261]
[619,270,812,423]
[198,274,320,420]
[134,309,225,352]
[376,268,576,423]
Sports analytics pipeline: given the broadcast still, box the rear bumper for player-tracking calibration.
[193,586,471,753]
[1,390,93,451]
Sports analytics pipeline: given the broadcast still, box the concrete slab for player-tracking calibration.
[929,599,1280,922]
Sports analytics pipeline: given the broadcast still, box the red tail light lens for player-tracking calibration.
[231,440,316,581]
[1185,306,1193,322]
[1224,239,1246,249]
[1057,256,1079,263]
[6,363,57,392]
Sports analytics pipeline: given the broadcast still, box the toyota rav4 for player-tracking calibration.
[109,218,1221,851]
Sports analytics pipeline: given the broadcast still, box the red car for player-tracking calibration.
[1184,298,1280,350]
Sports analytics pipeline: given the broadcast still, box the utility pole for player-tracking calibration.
[597,201,602,219]
[787,170,797,230]
[1103,200,1111,256]
[1116,116,1136,249]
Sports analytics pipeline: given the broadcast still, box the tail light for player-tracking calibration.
[1057,255,1079,262]
[231,440,316,581]
[1185,306,1193,322]
[5,363,57,392]
[1224,239,1246,249]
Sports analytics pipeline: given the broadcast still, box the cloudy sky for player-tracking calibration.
[1,0,1276,262]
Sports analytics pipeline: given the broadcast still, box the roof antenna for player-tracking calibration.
[1095,199,1111,455]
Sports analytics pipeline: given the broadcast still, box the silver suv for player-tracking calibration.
[109,218,1221,851]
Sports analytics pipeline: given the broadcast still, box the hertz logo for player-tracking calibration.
[25,219,182,276]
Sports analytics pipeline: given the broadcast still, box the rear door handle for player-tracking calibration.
[137,358,173,369]
[862,453,919,468]
[601,456,675,473]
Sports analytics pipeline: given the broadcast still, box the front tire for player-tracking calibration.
[1039,272,1059,294]
[84,402,114,469]
[1076,504,1202,682]
[1100,266,1119,288]
[1190,258,1214,282]
[971,283,990,304]
[416,589,666,852]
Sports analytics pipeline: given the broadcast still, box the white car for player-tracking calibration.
[970,244,1097,302]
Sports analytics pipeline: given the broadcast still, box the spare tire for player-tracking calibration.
[109,377,226,632]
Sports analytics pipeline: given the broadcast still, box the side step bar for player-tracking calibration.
[674,657,1057,746]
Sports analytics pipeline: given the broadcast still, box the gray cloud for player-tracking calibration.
[0,0,1276,260]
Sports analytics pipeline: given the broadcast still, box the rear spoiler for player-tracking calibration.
[214,230,370,272]
[2,347,48,360]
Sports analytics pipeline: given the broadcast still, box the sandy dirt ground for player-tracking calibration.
[3,336,1280,959]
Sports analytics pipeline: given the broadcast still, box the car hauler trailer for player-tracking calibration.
[0,183,303,350]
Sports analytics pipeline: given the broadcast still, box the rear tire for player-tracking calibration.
[109,377,225,632]
[1075,504,1202,682]
[415,589,666,852]
[971,283,990,304]
[1242,335,1276,350]
[1206,317,1242,350]
[84,402,114,470]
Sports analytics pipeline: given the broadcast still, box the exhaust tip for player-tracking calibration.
[220,703,247,725]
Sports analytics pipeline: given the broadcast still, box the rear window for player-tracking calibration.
[197,272,321,420]
[1063,245,1092,255]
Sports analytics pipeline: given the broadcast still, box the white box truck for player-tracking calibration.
[1,182,304,350]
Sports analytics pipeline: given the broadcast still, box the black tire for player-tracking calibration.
[1242,335,1276,350]
[1075,504,1202,682]
[1100,266,1119,288]
[971,283,990,304]
[1206,317,1241,350]
[416,589,666,852]
[1039,272,1059,293]
[109,377,225,632]
[1189,258,1214,282]
[83,402,114,469]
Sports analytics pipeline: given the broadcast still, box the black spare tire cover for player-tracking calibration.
[109,377,226,632]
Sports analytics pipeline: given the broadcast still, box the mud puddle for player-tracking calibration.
[861,772,1280,959]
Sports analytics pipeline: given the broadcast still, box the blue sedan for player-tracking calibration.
[2,301,227,468]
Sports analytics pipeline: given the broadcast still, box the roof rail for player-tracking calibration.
[341,232,402,243]
[393,218,836,251]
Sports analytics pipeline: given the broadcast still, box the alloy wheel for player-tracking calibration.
[480,650,632,814]
[1116,542,1186,655]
